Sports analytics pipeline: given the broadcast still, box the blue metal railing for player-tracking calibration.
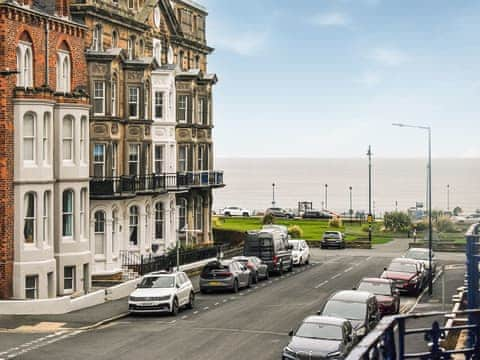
[346,223,480,359]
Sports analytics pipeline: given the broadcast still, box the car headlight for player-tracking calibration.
[283,347,296,357]
[328,351,341,359]
[356,326,366,336]
[409,277,418,284]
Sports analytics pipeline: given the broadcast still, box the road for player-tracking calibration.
[0,240,465,360]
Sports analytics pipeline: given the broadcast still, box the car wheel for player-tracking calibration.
[264,271,270,281]
[299,257,303,266]
[171,298,179,316]
[305,256,310,265]
[242,212,249,217]
[232,279,239,293]
[200,288,208,294]
[225,212,231,217]
[187,292,195,309]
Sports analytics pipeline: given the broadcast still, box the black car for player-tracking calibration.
[319,290,380,339]
[321,231,346,249]
[302,210,333,219]
[283,316,356,359]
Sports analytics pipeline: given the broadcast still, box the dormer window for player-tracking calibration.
[57,42,71,93]
[16,32,34,88]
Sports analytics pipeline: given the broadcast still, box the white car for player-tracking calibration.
[128,271,194,315]
[222,206,251,217]
[288,239,310,265]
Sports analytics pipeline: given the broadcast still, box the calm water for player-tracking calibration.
[213,158,480,215]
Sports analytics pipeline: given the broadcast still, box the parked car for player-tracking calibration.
[199,260,252,293]
[288,239,310,265]
[221,206,251,217]
[357,278,400,316]
[403,248,437,276]
[321,231,346,249]
[283,316,356,360]
[302,210,333,219]
[244,228,293,274]
[265,207,294,219]
[381,258,427,295]
[232,256,269,283]
[128,271,194,315]
[319,290,380,338]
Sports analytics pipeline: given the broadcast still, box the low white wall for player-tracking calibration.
[105,278,142,301]
[69,290,105,313]
[0,296,71,315]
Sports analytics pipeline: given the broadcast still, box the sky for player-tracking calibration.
[199,0,480,158]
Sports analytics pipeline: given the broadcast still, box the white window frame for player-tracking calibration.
[80,117,87,163]
[62,116,74,162]
[178,95,188,123]
[23,112,36,163]
[112,209,118,255]
[25,275,38,299]
[111,78,117,116]
[56,51,71,93]
[178,145,188,172]
[43,191,50,245]
[63,266,75,293]
[155,91,164,120]
[155,202,164,240]
[93,144,106,178]
[62,190,74,238]
[177,199,187,232]
[92,25,102,51]
[128,144,140,176]
[24,192,36,245]
[195,196,203,231]
[93,80,105,116]
[129,206,139,246]
[94,211,106,255]
[154,145,164,174]
[128,87,139,119]
[80,188,87,239]
[42,112,50,164]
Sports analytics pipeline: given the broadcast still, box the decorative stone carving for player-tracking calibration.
[197,129,206,139]
[129,126,140,136]
[145,126,150,136]
[93,124,107,135]
[127,71,143,81]
[91,63,106,74]
[178,129,190,139]
[176,82,191,91]
[111,123,119,135]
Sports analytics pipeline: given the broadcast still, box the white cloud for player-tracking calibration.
[357,71,382,87]
[310,12,351,27]
[212,30,269,56]
[369,47,410,66]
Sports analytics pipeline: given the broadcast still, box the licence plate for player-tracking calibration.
[209,281,221,286]
[139,303,154,306]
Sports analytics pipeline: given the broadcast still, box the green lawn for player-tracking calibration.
[213,217,396,245]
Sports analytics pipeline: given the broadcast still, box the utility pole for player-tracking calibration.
[367,146,373,245]
[272,183,276,207]
[349,186,353,223]
[447,184,450,212]
[324,184,328,210]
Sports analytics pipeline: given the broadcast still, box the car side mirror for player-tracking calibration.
[288,329,294,337]
[352,287,357,290]
[384,267,387,271]
[176,283,180,289]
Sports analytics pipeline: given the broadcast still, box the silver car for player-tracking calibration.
[199,260,252,293]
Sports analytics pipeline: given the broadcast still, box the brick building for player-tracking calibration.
[0,0,91,299]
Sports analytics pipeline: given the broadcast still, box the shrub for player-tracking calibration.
[453,206,462,216]
[212,217,223,228]
[262,213,275,225]
[436,216,456,233]
[412,221,427,232]
[288,225,304,239]
[329,216,343,228]
[361,223,370,233]
[384,211,412,232]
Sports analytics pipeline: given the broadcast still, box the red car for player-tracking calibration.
[381,258,426,295]
[357,277,400,316]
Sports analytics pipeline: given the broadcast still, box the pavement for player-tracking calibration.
[0,238,466,360]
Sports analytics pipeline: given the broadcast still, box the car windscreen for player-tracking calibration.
[388,262,417,273]
[322,300,366,321]
[405,250,428,261]
[358,282,391,296]
[138,276,174,288]
[295,323,343,341]
[289,242,300,250]
[324,232,340,238]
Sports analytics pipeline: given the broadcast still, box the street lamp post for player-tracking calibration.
[392,123,433,296]
[349,186,353,223]
[324,184,328,210]
[272,183,276,207]
[367,146,373,245]
[447,184,450,212]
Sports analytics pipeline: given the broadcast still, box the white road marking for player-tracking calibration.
[315,280,329,289]
[344,267,353,273]
[193,311,199,315]
[223,299,228,303]
[181,315,188,320]
[331,273,342,280]
[203,307,209,310]
[214,302,219,306]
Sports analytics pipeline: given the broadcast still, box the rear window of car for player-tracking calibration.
[202,263,229,275]
[324,232,340,238]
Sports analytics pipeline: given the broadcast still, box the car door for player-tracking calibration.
[180,273,192,304]
[238,263,249,286]
[176,274,188,306]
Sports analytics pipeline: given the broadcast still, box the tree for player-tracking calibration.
[453,206,462,216]
[384,211,412,232]
[262,213,275,225]
[288,225,304,239]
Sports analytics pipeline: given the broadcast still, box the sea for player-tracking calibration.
[213,158,480,216]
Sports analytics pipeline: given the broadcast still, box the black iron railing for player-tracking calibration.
[90,171,224,197]
[120,246,220,276]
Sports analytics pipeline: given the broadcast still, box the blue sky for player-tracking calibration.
[202,0,480,158]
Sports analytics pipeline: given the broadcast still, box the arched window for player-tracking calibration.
[139,38,144,56]
[177,198,187,231]
[111,74,117,116]
[16,32,33,87]
[24,192,36,244]
[154,6,161,28]
[129,206,139,246]
[112,30,119,48]
[56,44,71,93]
[144,81,149,119]
[92,24,103,51]
[62,190,74,237]
[62,116,74,161]
[195,196,203,231]
[153,40,162,64]
[127,36,135,60]
[42,112,50,164]
[155,202,164,240]
[178,50,184,70]
[94,211,106,255]
[23,112,36,162]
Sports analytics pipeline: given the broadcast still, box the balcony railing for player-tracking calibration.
[90,171,224,197]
